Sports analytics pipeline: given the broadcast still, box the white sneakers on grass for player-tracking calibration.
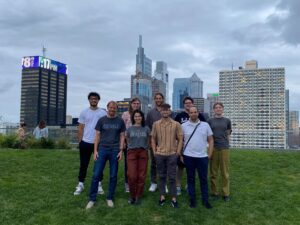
[149,183,157,192]
[86,201,95,209]
[176,186,181,195]
[149,183,168,193]
[125,183,130,193]
[86,200,114,209]
[97,182,105,195]
[74,182,84,195]
[74,182,105,196]
[165,185,169,194]
[107,200,114,207]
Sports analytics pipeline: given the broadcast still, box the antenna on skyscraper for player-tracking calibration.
[139,35,142,47]
[231,62,234,70]
[42,45,47,57]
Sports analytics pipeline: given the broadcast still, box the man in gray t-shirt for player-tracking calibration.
[207,102,232,202]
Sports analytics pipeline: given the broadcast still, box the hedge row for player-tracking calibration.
[0,134,72,149]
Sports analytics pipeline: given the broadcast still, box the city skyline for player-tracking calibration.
[0,0,300,122]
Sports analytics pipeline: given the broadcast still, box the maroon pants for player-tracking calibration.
[127,148,148,199]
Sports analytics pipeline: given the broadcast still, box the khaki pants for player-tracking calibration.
[210,149,230,196]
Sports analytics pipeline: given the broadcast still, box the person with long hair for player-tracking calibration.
[126,109,150,204]
[121,97,141,192]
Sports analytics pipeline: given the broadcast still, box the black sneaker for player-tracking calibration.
[211,194,219,201]
[203,201,213,209]
[223,196,230,202]
[189,199,196,208]
[128,198,136,205]
[158,199,166,206]
[171,200,179,208]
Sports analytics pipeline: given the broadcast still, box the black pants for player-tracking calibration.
[78,140,94,182]
[184,155,209,203]
[150,148,157,183]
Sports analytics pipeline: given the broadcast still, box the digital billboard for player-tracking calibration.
[22,56,68,75]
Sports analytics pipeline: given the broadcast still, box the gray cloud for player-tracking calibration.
[267,0,300,45]
[0,0,299,122]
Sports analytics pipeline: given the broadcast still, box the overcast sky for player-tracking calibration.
[0,0,299,122]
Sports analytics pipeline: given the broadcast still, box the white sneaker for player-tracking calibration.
[165,185,169,194]
[107,200,114,208]
[176,186,181,195]
[149,183,157,192]
[125,183,130,193]
[97,182,105,195]
[74,183,84,195]
[86,201,95,209]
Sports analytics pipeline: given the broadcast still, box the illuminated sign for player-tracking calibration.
[22,56,68,75]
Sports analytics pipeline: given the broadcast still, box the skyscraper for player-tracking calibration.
[154,61,169,102]
[207,93,220,117]
[152,77,166,103]
[172,78,189,111]
[189,73,203,98]
[172,73,203,111]
[136,35,152,76]
[219,60,286,149]
[285,89,290,147]
[20,56,68,128]
[288,111,299,148]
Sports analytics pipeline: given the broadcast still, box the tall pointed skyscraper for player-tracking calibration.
[136,35,152,76]
[154,61,169,102]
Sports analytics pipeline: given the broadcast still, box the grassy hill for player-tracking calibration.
[0,149,299,225]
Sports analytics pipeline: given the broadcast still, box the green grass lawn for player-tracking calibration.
[0,149,299,225]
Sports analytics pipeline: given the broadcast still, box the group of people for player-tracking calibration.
[16,120,49,148]
[73,92,232,210]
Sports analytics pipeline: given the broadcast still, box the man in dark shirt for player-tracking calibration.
[146,92,165,192]
[86,101,126,209]
[174,96,206,195]
[207,102,232,202]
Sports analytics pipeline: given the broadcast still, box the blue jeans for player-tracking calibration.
[89,147,119,201]
[184,155,209,203]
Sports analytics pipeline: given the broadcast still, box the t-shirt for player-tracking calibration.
[175,111,206,124]
[207,117,232,149]
[145,108,162,130]
[95,116,126,148]
[181,120,213,158]
[78,107,107,143]
[126,126,150,150]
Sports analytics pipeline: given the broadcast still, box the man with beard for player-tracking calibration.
[74,92,107,196]
[146,92,164,192]
[174,96,206,195]
[151,103,183,208]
